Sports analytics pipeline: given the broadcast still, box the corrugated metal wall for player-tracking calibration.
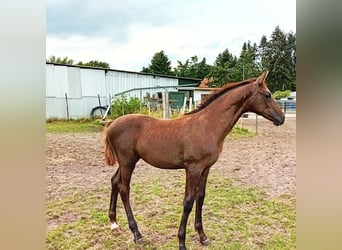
[46,64,183,119]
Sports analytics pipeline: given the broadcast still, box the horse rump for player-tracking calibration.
[103,120,116,166]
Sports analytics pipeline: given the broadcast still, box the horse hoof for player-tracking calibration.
[110,222,119,231]
[200,238,210,246]
[135,237,144,245]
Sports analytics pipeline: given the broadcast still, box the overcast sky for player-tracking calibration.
[46,0,296,71]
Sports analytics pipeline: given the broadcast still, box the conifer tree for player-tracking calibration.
[141,50,173,75]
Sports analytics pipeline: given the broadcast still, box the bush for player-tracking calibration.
[273,90,291,99]
[110,95,147,118]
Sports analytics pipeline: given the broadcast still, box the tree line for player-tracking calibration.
[142,26,296,92]
[47,26,295,93]
[46,56,110,69]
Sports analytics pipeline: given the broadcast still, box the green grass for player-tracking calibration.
[45,119,255,138]
[46,119,104,133]
[229,126,255,138]
[46,175,295,250]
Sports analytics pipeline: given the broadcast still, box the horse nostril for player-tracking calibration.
[279,116,285,125]
[274,114,285,126]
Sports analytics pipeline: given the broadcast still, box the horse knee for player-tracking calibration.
[183,197,194,213]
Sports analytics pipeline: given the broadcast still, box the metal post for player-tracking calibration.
[255,114,258,135]
[65,93,69,120]
[189,97,193,112]
[140,89,142,112]
[97,94,103,116]
[108,94,112,114]
[97,94,102,106]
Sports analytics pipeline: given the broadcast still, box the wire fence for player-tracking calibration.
[276,99,296,114]
[237,99,296,134]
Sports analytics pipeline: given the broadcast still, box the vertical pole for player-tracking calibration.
[65,93,69,120]
[162,91,169,119]
[108,94,112,114]
[97,94,102,106]
[181,97,187,114]
[140,89,142,112]
[166,91,169,118]
[189,97,193,112]
[255,114,258,135]
[97,94,103,116]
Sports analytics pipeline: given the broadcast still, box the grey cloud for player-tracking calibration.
[46,0,180,42]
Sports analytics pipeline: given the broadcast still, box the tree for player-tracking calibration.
[261,26,294,92]
[236,41,260,80]
[208,49,238,86]
[258,35,268,70]
[76,60,109,68]
[47,55,110,69]
[141,50,173,75]
[174,56,211,79]
[286,32,296,91]
[47,55,74,65]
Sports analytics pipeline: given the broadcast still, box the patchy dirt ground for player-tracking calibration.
[216,116,296,198]
[46,116,296,203]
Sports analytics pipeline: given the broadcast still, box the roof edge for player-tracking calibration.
[46,62,201,81]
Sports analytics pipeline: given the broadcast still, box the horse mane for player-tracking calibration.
[185,77,257,115]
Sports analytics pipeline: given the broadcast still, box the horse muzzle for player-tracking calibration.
[273,113,285,126]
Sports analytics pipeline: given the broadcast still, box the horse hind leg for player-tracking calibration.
[119,158,143,243]
[109,168,120,230]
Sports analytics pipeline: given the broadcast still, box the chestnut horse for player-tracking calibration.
[103,71,284,250]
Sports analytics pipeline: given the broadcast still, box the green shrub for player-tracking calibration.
[109,95,183,119]
[273,90,291,99]
[109,95,147,118]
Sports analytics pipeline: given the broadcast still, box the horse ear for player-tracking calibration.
[256,70,269,86]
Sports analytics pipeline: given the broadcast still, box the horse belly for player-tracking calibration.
[137,139,219,170]
[139,144,184,169]
[136,132,185,169]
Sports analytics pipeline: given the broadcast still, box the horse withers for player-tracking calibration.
[103,71,284,250]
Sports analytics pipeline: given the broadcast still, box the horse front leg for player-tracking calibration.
[178,195,194,250]
[178,170,199,250]
[109,168,120,230]
[194,167,210,246]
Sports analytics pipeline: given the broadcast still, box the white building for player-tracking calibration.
[46,63,200,119]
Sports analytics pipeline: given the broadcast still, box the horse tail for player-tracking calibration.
[103,120,116,166]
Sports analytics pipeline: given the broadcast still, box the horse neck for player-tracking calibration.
[198,84,253,142]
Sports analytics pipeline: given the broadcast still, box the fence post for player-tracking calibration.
[97,94,102,107]
[255,114,258,135]
[189,97,193,112]
[162,91,169,119]
[65,93,69,120]
[181,97,187,114]
[140,89,142,112]
[108,94,112,114]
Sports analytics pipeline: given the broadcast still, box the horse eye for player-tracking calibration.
[264,92,271,98]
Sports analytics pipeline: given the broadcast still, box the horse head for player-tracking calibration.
[248,71,285,126]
